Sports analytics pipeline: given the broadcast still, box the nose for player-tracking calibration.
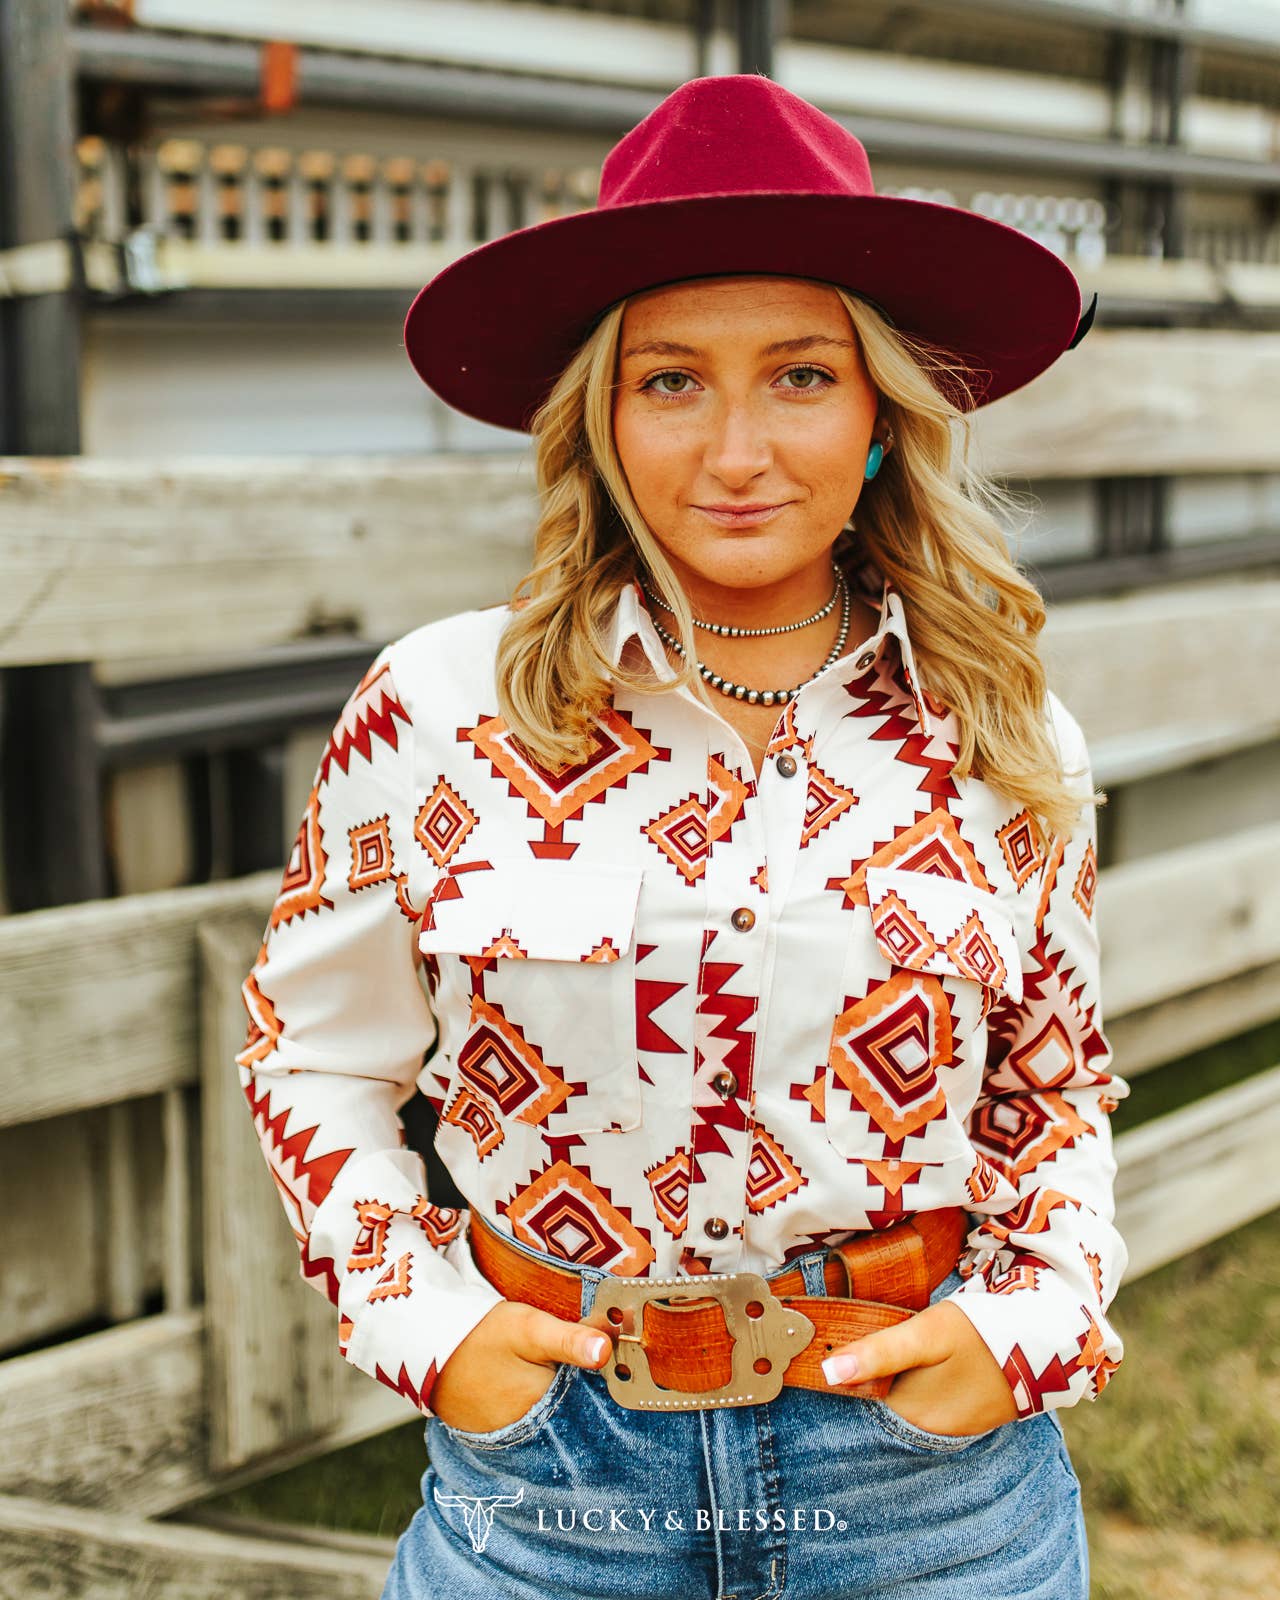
[701,398,774,487]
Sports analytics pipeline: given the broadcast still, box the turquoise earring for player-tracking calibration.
[864,425,896,480]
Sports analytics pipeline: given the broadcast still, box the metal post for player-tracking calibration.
[0,0,108,909]
[1151,10,1196,261]
[0,0,82,452]
[693,0,718,79]
[735,0,788,78]
[1096,5,1194,571]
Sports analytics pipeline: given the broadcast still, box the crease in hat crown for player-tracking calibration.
[599,75,876,207]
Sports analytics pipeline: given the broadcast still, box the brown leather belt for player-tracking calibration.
[468,1206,969,1412]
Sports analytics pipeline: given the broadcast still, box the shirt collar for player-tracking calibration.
[604,555,935,738]
[843,552,935,737]
[604,574,673,683]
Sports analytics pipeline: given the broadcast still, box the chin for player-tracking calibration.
[684,565,778,592]
[696,552,812,584]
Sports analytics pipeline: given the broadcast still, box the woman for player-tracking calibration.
[238,75,1127,1599]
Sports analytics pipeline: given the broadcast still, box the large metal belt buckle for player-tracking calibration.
[591,1271,816,1411]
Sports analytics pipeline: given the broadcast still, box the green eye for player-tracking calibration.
[639,365,836,401]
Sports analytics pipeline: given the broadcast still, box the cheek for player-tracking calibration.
[787,409,870,497]
[613,407,687,500]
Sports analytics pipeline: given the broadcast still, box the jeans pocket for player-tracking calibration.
[865,1396,1002,1453]
[435,1359,579,1452]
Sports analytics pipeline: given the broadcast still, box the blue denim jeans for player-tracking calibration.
[380,1232,1089,1599]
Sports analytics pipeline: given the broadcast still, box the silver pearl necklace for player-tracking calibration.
[640,560,843,637]
[646,570,852,706]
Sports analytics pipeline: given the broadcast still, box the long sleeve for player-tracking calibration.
[235,642,504,1418]
[942,695,1131,1418]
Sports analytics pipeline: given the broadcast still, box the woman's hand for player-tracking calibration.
[822,1300,1021,1437]
[429,1299,612,1435]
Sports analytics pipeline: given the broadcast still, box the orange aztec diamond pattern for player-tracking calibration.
[465,706,665,827]
[414,776,478,866]
[348,815,395,892]
[828,970,954,1142]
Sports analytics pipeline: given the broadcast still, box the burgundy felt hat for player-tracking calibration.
[402,73,1094,433]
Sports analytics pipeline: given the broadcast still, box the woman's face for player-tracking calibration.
[611,275,884,604]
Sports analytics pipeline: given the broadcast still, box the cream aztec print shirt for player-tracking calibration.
[237,554,1130,1424]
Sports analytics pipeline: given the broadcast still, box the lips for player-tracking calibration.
[695,504,788,527]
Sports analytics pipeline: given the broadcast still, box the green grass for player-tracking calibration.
[1066,1202,1280,1547]
[197,1420,430,1541]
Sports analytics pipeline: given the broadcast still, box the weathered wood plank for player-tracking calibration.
[1,1112,103,1351]
[0,870,277,1128]
[1114,1065,1280,1280]
[0,1493,391,1599]
[1088,714,1280,789]
[0,1312,209,1512]
[200,911,346,1472]
[1097,821,1280,1019]
[1106,958,1280,1078]
[1,1095,181,1359]
[2,455,1279,671]
[102,1100,146,1323]
[162,1086,195,1312]
[0,455,538,666]
[973,329,1280,477]
[178,1507,402,1557]
[107,759,195,895]
[0,1311,415,1513]
[1038,574,1280,751]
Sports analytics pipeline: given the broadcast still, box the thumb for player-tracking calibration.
[520,1305,612,1370]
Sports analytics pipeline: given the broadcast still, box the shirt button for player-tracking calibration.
[704,1217,730,1240]
[731,906,756,932]
[775,752,798,778]
[711,1069,737,1099]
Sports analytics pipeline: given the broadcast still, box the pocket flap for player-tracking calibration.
[419,857,644,962]
[863,865,1023,1005]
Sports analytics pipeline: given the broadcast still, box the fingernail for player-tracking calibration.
[584,1336,610,1364]
[823,1353,859,1385]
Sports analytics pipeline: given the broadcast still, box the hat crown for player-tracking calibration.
[599,74,875,210]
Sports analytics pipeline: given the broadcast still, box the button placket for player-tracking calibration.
[691,732,770,1265]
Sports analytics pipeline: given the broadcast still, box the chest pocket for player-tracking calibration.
[863,865,1023,1007]
[823,866,1023,1163]
[419,856,644,1136]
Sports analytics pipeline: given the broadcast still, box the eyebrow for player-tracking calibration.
[620,333,857,361]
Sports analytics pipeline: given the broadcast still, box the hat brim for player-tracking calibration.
[402,191,1084,433]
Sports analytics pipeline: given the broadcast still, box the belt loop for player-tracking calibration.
[798,1253,829,1297]
[830,1220,931,1309]
[578,1265,608,1319]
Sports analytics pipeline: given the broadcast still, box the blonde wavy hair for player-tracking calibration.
[494,279,1103,852]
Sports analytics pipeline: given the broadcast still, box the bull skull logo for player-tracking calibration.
[432,1485,525,1552]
